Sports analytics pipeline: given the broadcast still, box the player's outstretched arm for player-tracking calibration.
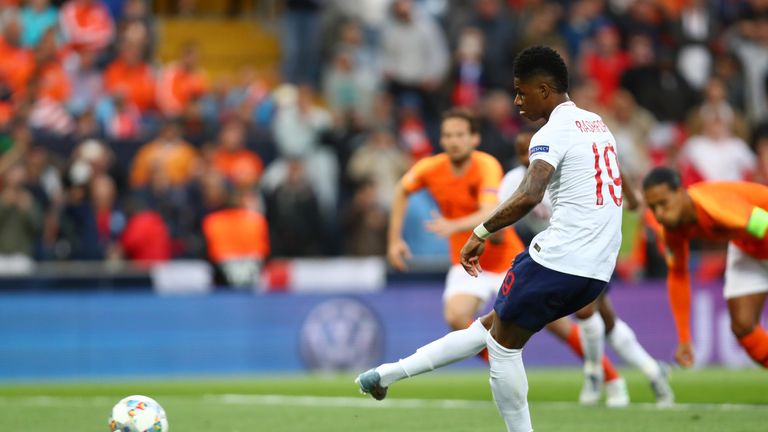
[460,160,554,276]
[387,183,412,271]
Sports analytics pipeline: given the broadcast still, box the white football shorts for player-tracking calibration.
[443,264,506,303]
[724,242,768,299]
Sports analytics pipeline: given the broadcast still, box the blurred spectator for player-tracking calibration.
[66,50,104,116]
[0,164,40,257]
[379,0,449,111]
[726,11,768,122]
[687,77,749,141]
[129,120,199,188]
[670,0,718,91]
[58,161,103,260]
[59,0,115,55]
[616,0,664,42]
[104,39,156,113]
[602,89,656,179]
[681,109,756,183]
[396,102,432,160]
[515,2,564,55]
[280,0,323,85]
[90,173,124,259]
[322,48,376,126]
[157,42,208,118]
[347,128,408,209]
[103,92,141,140]
[0,18,35,100]
[711,53,746,113]
[211,118,263,188]
[118,202,172,263]
[342,179,387,256]
[621,42,699,123]
[264,158,324,257]
[28,28,74,136]
[269,84,338,214]
[20,0,58,48]
[465,0,517,90]
[560,0,605,59]
[203,191,269,287]
[478,90,519,170]
[582,23,629,106]
[450,27,486,108]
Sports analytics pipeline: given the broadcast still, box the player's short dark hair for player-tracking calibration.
[642,167,682,191]
[441,108,479,134]
[513,46,569,93]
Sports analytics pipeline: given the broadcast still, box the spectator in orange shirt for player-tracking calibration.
[59,0,115,54]
[157,42,208,117]
[0,18,35,98]
[104,40,156,113]
[203,191,269,287]
[32,28,71,103]
[212,119,263,188]
[130,120,199,188]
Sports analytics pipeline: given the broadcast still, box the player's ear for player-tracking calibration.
[539,82,550,99]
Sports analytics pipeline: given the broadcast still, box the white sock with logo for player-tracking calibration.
[578,312,605,377]
[375,320,488,387]
[608,319,661,380]
[486,332,533,432]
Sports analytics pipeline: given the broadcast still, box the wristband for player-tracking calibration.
[747,207,768,239]
[473,223,492,240]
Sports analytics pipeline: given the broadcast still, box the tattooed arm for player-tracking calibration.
[460,160,555,276]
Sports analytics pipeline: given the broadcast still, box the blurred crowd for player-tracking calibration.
[1,0,767,282]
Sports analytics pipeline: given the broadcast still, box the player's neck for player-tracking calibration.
[449,153,474,174]
[681,193,698,225]
[543,94,571,121]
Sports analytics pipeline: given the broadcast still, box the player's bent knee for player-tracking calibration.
[730,318,757,338]
[444,308,473,331]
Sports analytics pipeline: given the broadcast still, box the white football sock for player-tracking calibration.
[375,319,487,387]
[608,319,661,380]
[486,332,532,432]
[578,313,605,377]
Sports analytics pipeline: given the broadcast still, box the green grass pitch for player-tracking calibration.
[1,368,766,431]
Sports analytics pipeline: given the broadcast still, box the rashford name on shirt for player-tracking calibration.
[574,120,608,133]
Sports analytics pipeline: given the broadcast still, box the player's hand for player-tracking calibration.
[425,211,457,238]
[460,234,486,277]
[675,342,695,368]
[387,238,412,272]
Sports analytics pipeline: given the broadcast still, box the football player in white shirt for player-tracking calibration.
[357,46,619,431]
[501,130,673,407]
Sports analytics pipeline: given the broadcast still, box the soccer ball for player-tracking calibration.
[108,395,169,432]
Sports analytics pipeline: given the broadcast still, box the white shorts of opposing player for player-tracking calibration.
[444,264,505,303]
[724,242,768,299]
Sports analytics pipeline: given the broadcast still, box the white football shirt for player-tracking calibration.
[526,101,623,282]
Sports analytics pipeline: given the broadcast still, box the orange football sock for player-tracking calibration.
[566,323,621,382]
[738,325,768,367]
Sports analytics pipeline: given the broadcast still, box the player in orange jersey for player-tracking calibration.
[388,108,521,336]
[643,167,768,369]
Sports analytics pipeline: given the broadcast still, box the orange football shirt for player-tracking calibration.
[661,182,768,343]
[401,151,523,273]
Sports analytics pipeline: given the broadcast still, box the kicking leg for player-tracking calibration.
[356,312,494,399]
[732,292,768,367]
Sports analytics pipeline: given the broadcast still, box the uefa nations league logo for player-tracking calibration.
[299,298,384,372]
